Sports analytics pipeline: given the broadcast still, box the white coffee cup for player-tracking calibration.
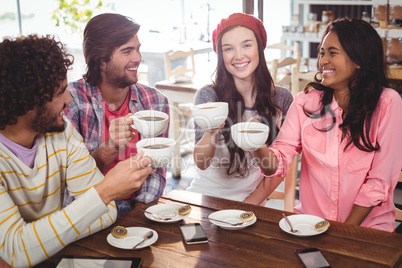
[136,137,176,167]
[131,110,169,137]
[231,122,269,151]
[191,102,228,129]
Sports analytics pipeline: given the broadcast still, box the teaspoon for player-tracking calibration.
[132,231,154,249]
[140,209,173,221]
[282,213,298,233]
[208,217,246,226]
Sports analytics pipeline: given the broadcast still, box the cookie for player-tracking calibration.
[178,205,192,215]
[111,226,128,238]
[315,220,330,231]
[239,211,255,222]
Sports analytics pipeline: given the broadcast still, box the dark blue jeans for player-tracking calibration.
[116,199,135,217]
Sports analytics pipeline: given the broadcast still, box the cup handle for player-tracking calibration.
[140,152,152,167]
[130,116,137,129]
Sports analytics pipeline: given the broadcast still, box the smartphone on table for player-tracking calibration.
[295,248,331,268]
[179,223,208,244]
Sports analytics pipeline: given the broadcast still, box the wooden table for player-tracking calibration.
[41,190,402,267]
[155,78,212,178]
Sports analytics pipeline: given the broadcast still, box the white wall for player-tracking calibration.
[263,0,292,60]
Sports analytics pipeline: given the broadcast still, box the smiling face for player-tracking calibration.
[102,34,142,89]
[31,78,71,133]
[220,26,259,85]
[319,31,359,92]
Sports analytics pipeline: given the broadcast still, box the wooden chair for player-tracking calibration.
[160,48,197,177]
[266,42,301,86]
[264,43,303,211]
[290,64,317,96]
[164,48,196,81]
[267,157,298,212]
[396,172,402,222]
[137,64,149,85]
[163,47,197,132]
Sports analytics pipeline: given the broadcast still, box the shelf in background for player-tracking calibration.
[281,32,321,43]
[389,66,402,80]
[286,0,402,58]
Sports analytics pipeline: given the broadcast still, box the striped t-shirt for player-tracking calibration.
[0,117,117,267]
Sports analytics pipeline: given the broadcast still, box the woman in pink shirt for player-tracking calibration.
[253,18,402,232]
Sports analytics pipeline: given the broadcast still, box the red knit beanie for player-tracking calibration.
[212,13,267,52]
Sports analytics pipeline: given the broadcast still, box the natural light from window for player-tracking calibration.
[1,0,290,82]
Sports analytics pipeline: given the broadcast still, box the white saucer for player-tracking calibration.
[107,227,158,250]
[208,209,257,230]
[279,214,329,236]
[145,203,190,223]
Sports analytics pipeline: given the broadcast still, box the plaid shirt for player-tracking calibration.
[64,78,169,204]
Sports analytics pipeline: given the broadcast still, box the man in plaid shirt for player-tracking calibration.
[65,13,169,216]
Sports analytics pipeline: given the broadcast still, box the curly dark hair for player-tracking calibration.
[304,18,388,152]
[213,25,279,177]
[83,13,140,86]
[0,34,73,129]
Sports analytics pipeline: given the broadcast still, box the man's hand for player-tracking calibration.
[95,152,152,205]
[109,113,136,150]
[0,259,12,268]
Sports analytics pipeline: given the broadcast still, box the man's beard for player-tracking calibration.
[31,105,65,133]
[105,61,137,88]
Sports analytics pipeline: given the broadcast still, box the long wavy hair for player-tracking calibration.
[0,34,73,129]
[212,25,279,177]
[83,13,140,86]
[303,18,388,152]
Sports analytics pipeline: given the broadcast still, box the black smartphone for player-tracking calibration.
[295,248,331,268]
[179,223,208,244]
[55,256,143,268]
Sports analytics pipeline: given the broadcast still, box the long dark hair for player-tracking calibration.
[304,18,388,152]
[213,25,279,177]
[83,13,140,86]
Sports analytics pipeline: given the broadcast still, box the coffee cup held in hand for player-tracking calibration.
[191,102,228,130]
[136,137,176,167]
[131,110,169,137]
[231,122,269,151]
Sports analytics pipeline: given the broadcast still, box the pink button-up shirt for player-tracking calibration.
[268,88,402,232]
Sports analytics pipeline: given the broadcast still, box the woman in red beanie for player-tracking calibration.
[187,13,293,205]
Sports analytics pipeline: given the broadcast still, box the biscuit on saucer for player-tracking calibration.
[240,211,255,222]
[178,205,192,215]
[315,220,330,231]
[111,226,128,238]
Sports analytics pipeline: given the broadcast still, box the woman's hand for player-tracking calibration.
[201,121,225,134]
[193,122,226,170]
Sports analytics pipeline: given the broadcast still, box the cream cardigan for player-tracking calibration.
[0,118,117,267]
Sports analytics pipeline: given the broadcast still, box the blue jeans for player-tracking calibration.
[115,199,135,217]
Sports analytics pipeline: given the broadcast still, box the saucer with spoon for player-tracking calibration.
[208,210,257,230]
[279,214,330,237]
[143,203,191,223]
[107,226,158,250]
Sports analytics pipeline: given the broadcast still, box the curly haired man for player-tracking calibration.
[0,34,152,267]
